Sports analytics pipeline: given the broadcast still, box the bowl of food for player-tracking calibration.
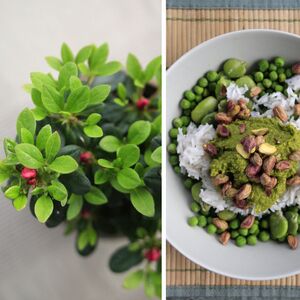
[166,29,300,280]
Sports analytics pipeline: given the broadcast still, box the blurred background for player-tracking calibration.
[0,0,161,299]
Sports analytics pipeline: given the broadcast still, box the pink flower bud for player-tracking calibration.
[80,152,93,164]
[144,248,161,262]
[27,178,37,186]
[21,168,37,179]
[136,97,150,110]
[81,209,91,219]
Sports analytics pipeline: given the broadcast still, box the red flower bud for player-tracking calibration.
[136,97,150,110]
[21,168,37,179]
[80,151,93,164]
[27,178,37,186]
[144,248,161,262]
[81,209,91,219]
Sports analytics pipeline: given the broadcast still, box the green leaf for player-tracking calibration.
[127,53,143,80]
[117,83,126,100]
[87,224,97,246]
[94,169,109,185]
[16,108,36,138]
[144,271,158,298]
[77,230,89,251]
[89,85,111,105]
[31,187,44,196]
[130,187,155,217]
[48,180,68,201]
[34,195,54,223]
[69,76,82,91]
[84,186,107,205]
[123,270,144,289]
[99,136,122,153]
[23,84,32,93]
[110,177,130,194]
[5,185,20,200]
[78,63,90,76]
[144,148,160,167]
[3,138,16,155]
[98,159,114,169]
[3,154,18,166]
[127,120,151,145]
[58,62,78,89]
[45,132,61,162]
[117,168,141,190]
[15,143,44,169]
[31,88,43,107]
[83,125,103,138]
[114,98,126,107]
[89,43,109,69]
[30,72,56,91]
[117,144,140,167]
[109,246,143,273]
[92,61,122,76]
[41,85,64,113]
[65,86,90,113]
[86,113,101,125]
[59,170,91,195]
[151,146,162,164]
[45,56,62,71]
[144,56,161,82]
[67,194,83,220]
[32,107,48,121]
[13,195,27,211]
[36,125,52,151]
[21,128,34,144]
[0,162,10,184]
[75,45,93,64]
[61,43,74,63]
[48,156,78,174]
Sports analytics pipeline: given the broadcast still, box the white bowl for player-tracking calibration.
[166,29,300,280]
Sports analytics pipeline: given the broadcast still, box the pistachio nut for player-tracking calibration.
[258,143,277,155]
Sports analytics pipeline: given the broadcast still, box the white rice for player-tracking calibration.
[226,82,249,101]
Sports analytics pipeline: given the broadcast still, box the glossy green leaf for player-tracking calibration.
[75,45,93,64]
[31,107,48,121]
[69,76,82,91]
[41,85,64,113]
[59,170,91,195]
[31,88,43,107]
[36,125,52,151]
[61,43,74,63]
[65,86,90,113]
[13,195,27,211]
[151,146,162,164]
[48,155,78,174]
[98,159,114,169]
[21,128,34,144]
[123,270,144,289]
[15,143,44,169]
[144,56,161,82]
[89,43,108,69]
[16,108,36,138]
[67,194,83,220]
[92,61,122,76]
[89,85,111,105]
[30,72,56,91]
[99,135,122,153]
[34,195,54,223]
[45,56,62,71]
[127,53,143,80]
[78,63,90,76]
[48,180,68,201]
[127,120,151,145]
[117,168,141,190]
[45,132,61,162]
[4,185,20,200]
[130,187,155,217]
[117,144,140,167]
[83,125,103,138]
[0,162,10,184]
[58,62,78,89]
[94,169,109,185]
[117,83,126,100]
[86,113,101,125]
[84,186,107,205]
[110,177,131,194]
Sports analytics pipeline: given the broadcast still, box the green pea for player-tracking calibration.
[184,178,193,189]
[277,67,285,74]
[238,228,248,237]
[191,201,201,213]
[184,90,196,101]
[188,216,198,227]
[206,71,219,82]
[172,117,183,128]
[200,203,211,216]
[260,219,269,229]
[173,166,181,174]
[278,73,286,83]
[223,58,247,79]
[286,68,293,78]
[263,78,272,88]
[230,219,240,230]
[247,235,257,246]
[180,116,190,126]
[169,155,179,166]
[274,57,285,67]
[285,211,299,236]
[207,224,217,234]
[269,63,277,71]
[236,76,255,89]
[201,112,216,125]
[169,128,178,139]
[207,216,212,224]
[254,71,264,82]
[194,85,204,95]
[167,143,177,154]
[191,96,218,124]
[180,99,191,110]
[218,99,227,112]
[198,77,208,88]
[181,127,187,134]
[198,215,207,227]
[269,212,288,239]
[195,95,203,103]
[258,230,270,242]
[191,182,202,202]
[249,224,259,235]
[202,88,210,97]
[269,71,278,81]
[217,210,236,221]
[274,85,283,92]
[231,230,239,239]
[257,82,264,90]
[235,236,247,247]
[258,59,269,72]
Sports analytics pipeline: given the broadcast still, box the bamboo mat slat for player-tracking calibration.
[167,6,300,297]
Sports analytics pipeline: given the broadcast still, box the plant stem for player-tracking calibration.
[87,76,95,86]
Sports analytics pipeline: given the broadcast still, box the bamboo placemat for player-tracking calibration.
[167,1,300,299]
